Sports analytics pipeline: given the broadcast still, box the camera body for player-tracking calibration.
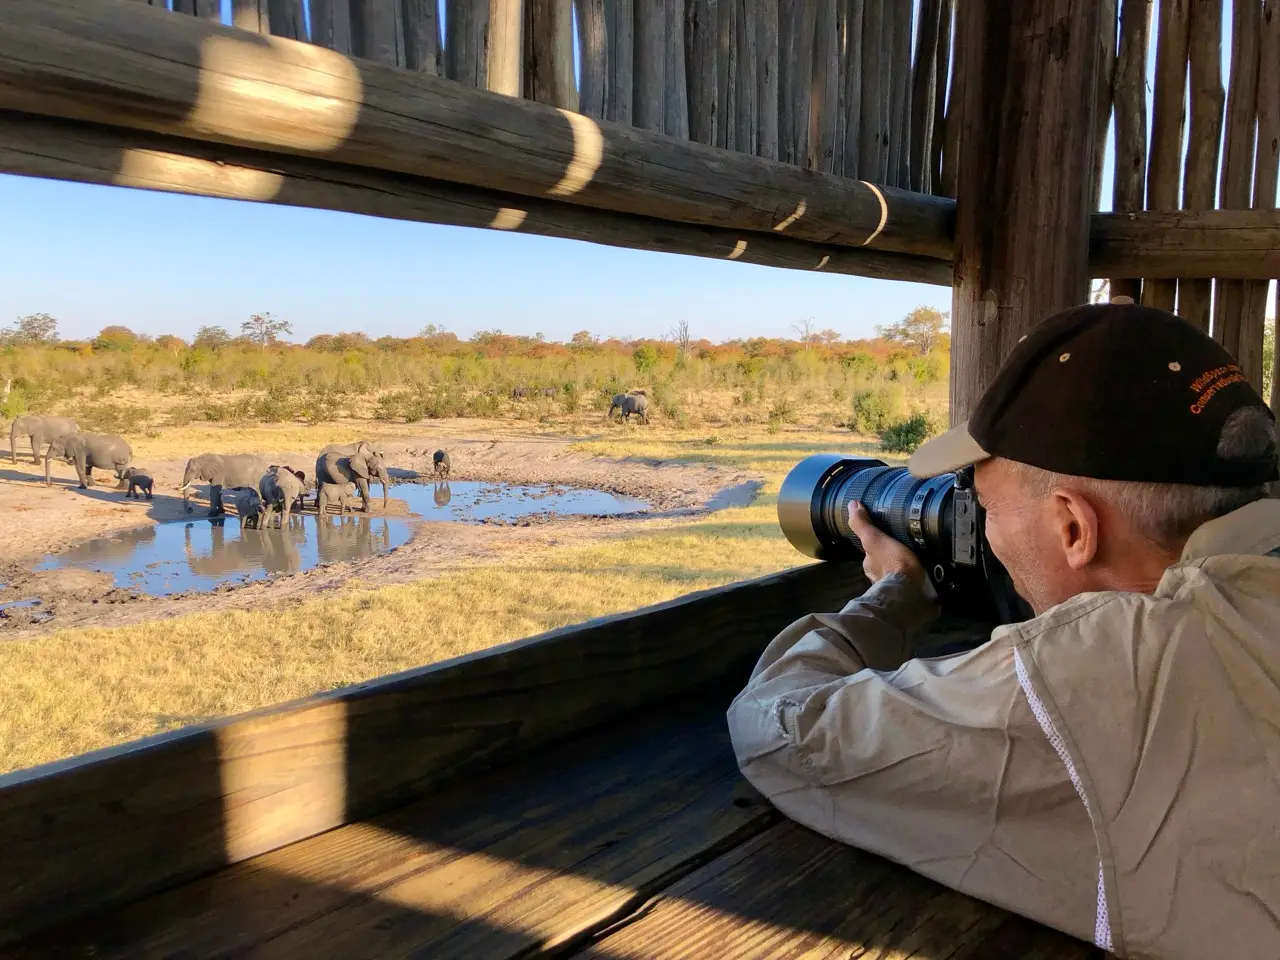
[777,454,1032,625]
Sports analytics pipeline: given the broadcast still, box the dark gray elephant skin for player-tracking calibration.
[316,441,390,513]
[180,453,270,516]
[606,393,628,420]
[45,433,132,489]
[259,465,306,529]
[622,394,650,423]
[10,415,79,465]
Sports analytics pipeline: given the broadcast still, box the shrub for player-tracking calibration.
[1,386,27,419]
[850,385,905,435]
[70,401,153,435]
[878,411,945,455]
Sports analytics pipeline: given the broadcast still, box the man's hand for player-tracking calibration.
[848,502,928,585]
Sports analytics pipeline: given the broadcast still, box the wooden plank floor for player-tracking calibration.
[6,689,1098,959]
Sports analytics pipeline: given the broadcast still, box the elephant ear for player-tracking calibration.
[350,455,372,480]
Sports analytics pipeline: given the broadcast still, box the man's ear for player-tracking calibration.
[1049,488,1099,570]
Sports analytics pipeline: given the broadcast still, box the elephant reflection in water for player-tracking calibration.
[433,482,451,508]
[57,524,157,565]
[183,518,304,578]
[315,515,393,565]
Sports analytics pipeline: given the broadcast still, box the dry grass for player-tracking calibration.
[0,424,902,775]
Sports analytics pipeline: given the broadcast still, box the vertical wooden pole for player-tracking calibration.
[311,0,354,53]
[1242,0,1280,390]
[232,0,267,33]
[1142,0,1190,312]
[488,0,524,96]
[1214,0,1261,358]
[665,0,690,138]
[939,17,962,197]
[1178,0,1224,332]
[634,0,666,130]
[404,0,443,73]
[951,0,1101,423]
[194,0,220,17]
[809,0,839,172]
[685,0,718,144]
[607,0,635,124]
[174,0,196,14]
[1109,0,1151,303]
[447,0,490,87]
[889,0,912,187]
[929,0,951,191]
[352,0,398,63]
[757,0,780,159]
[734,0,759,156]
[716,0,738,149]
[837,0,865,177]
[778,0,811,164]
[857,0,885,180]
[909,0,941,193]
[526,0,578,108]
[267,0,307,40]
[578,0,609,117]
[1090,0,1117,210]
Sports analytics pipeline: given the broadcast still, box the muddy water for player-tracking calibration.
[393,480,650,521]
[35,515,413,597]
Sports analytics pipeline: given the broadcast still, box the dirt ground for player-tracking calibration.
[0,425,761,636]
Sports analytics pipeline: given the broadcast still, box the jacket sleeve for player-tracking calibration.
[725,573,1097,936]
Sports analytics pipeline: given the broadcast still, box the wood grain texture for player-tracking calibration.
[606,0,634,123]
[778,0,811,165]
[939,7,961,198]
[951,0,1101,423]
[267,0,306,41]
[1091,0,1117,210]
[910,0,941,193]
[486,0,523,96]
[1090,209,1280,279]
[808,0,839,172]
[403,0,442,73]
[634,0,665,130]
[446,0,489,86]
[714,0,736,150]
[0,0,955,258]
[351,0,398,64]
[7,700,780,960]
[1142,0,1189,311]
[1178,0,1224,330]
[836,0,864,178]
[0,542,865,944]
[576,0,607,117]
[856,0,885,180]
[574,821,1102,959]
[1110,0,1152,302]
[887,0,912,187]
[664,0,689,138]
[755,0,780,159]
[685,0,718,144]
[1241,0,1280,389]
[1214,0,1261,356]
[930,0,951,192]
[231,0,266,32]
[732,0,758,159]
[525,0,578,109]
[310,0,354,54]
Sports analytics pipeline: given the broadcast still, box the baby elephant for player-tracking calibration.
[121,467,153,500]
[259,464,306,529]
[236,488,264,529]
[316,480,355,516]
[433,449,451,479]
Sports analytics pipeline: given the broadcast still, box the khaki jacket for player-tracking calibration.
[728,499,1280,959]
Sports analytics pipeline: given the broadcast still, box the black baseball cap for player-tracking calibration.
[909,302,1278,487]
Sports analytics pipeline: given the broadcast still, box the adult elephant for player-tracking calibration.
[622,393,650,424]
[315,441,390,513]
[10,415,79,465]
[44,433,132,489]
[179,453,269,516]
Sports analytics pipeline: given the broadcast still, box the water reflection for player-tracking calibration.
[433,482,452,507]
[36,514,412,596]
[394,480,649,521]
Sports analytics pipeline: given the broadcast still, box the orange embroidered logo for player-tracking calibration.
[1190,363,1245,414]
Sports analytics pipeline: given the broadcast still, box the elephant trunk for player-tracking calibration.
[380,469,390,507]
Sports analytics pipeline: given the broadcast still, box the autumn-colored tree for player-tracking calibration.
[92,325,139,352]
[2,312,59,345]
[240,311,292,351]
[193,325,232,349]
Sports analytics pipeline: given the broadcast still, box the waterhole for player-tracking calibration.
[393,480,650,521]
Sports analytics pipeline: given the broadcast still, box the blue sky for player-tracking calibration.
[0,1,1262,345]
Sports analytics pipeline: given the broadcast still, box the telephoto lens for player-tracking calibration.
[777,454,1031,625]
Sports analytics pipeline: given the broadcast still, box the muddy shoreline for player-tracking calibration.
[0,429,761,637]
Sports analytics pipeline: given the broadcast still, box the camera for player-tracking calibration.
[777,454,1032,625]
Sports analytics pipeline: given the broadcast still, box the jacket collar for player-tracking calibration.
[1180,499,1280,562]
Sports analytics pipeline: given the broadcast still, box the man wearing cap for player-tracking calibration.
[727,303,1280,959]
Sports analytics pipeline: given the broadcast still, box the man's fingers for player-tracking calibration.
[848,502,884,542]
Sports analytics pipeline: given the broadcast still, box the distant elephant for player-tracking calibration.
[316,480,355,516]
[433,449,450,478]
[179,453,269,516]
[316,441,390,513]
[621,393,650,424]
[10,415,79,465]
[45,433,133,488]
[606,393,629,420]
[259,465,306,529]
[511,385,530,400]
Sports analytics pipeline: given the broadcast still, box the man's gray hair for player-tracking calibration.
[1008,406,1278,549]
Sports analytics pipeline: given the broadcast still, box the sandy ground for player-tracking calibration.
[0,427,760,636]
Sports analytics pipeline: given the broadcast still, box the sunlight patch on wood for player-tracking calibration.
[115,148,283,201]
[548,111,604,197]
[489,207,529,229]
[773,200,807,232]
[727,239,748,259]
[858,181,889,246]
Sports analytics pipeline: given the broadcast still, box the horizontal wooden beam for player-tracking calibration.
[1091,209,1280,279]
[0,560,864,946]
[0,111,954,286]
[0,0,955,260]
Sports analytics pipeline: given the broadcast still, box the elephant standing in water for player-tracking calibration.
[44,433,132,488]
[259,465,306,529]
[179,453,269,516]
[10,415,79,465]
[315,441,390,513]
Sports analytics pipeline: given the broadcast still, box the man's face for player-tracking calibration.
[973,459,1084,615]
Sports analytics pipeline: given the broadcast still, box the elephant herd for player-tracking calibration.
[9,414,134,490]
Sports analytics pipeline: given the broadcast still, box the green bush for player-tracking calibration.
[850,385,905,435]
[70,401,153,435]
[1,386,27,419]
[878,411,945,455]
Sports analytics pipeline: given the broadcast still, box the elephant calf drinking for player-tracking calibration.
[316,441,390,513]
[45,433,133,489]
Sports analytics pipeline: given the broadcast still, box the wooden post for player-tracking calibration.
[231,0,266,32]
[1178,0,1224,332]
[685,0,718,145]
[857,0,885,180]
[310,0,353,54]
[664,0,689,138]
[1090,0,1117,210]
[909,0,941,193]
[1214,0,1261,359]
[888,0,912,187]
[404,0,443,73]
[577,0,608,117]
[487,0,524,96]
[1109,0,1151,303]
[756,0,780,159]
[194,0,221,19]
[951,0,1101,423]
[733,0,758,158]
[526,0,578,109]
[1141,0,1189,312]
[808,0,839,172]
[446,0,489,87]
[606,0,635,124]
[836,0,864,178]
[634,0,666,131]
[929,0,951,191]
[1241,0,1280,390]
[351,0,398,64]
